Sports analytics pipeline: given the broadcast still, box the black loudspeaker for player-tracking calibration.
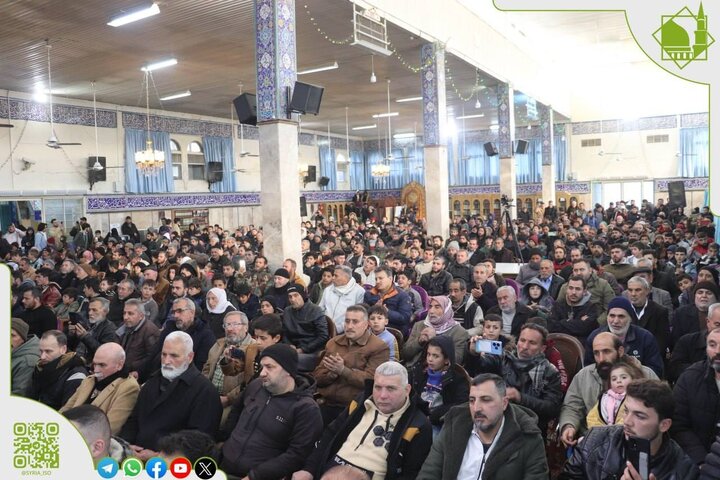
[515,140,529,155]
[88,156,106,183]
[667,180,687,209]
[289,81,324,115]
[233,93,257,126]
[306,165,317,182]
[300,196,308,216]
[318,176,330,187]
[484,142,498,156]
[207,162,224,183]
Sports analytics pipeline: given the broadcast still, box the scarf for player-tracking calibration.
[601,390,626,425]
[207,287,232,314]
[334,277,360,295]
[424,296,458,335]
[506,352,548,397]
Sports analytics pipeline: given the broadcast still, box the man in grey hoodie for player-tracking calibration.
[547,276,600,345]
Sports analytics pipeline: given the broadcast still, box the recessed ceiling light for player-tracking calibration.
[108,2,160,27]
[393,133,416,139]
[160,90,191,101]
[395,96,422,103]
[456,114,485,120]
[141,58,178,72]
[352,124,377,131]
[372,112,398,118]
[297,61,338,75]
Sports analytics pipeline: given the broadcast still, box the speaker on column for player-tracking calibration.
[233,93,257,126]
[318,176,330,187]
[88,156,106,183]
[667,180,687,209]
[300,195,308,216]
[484,142,498,156]
[515,140,529,155]
[207,162,224,183]
[289,81,325,115]
[306,165,317,182]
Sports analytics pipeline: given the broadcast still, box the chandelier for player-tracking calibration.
[135,71,165,174]
[371,162,390,177]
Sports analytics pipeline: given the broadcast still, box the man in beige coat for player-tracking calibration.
[60,342,139,434]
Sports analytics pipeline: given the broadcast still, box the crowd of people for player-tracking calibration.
[5,197,720,479]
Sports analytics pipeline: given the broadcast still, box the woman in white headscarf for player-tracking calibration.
[402,296,469,367]
[202,287,236,339]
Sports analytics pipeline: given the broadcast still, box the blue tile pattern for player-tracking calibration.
[680,113,709,128]
[123,112,231,137]
[655,177,709,191]
[255,0,297,122]
[0,96,116,128]
[539,104,553,166]
[496,83,512,158]
[421,43,445,146]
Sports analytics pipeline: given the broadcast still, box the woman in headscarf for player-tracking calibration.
[202,287,236,338]
[402,296,469,367]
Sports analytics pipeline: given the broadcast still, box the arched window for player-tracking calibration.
[453,200,461,213]
[170,139,182,180]
[473,200,481,214]
[187,141,205,180]
[525,199,533,211]
[559,197,567,212]
[463,200,470,215]
[483,199,491,216]
[493,199,501,216]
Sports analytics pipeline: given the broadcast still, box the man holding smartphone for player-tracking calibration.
[560,379,698,480]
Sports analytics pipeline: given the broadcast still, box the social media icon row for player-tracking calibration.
[97,456,217,478]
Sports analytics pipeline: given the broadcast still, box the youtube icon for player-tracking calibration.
[169,458,191,479]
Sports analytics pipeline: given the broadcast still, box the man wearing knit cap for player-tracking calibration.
[283,284,329,370]
[584,296,664,377]
[219,344,323,479]
[264,267,298,310]
[11,318,40,396]
[672,281,720,348]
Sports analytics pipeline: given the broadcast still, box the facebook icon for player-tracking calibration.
[145,457,168,479]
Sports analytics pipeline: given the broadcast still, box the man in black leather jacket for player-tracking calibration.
[561,379,698,480]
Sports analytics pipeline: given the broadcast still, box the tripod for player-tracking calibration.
[500,204,524,263]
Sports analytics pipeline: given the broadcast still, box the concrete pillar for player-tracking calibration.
[540,104,556,204]
[254,0,301,270]
[497,83,517,219]
[421,43,450,239]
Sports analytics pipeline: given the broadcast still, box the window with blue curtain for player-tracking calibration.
[203,136,236,192]
[554,134,567,181]
[678,127,709,177]
[349,150,366,190]
[516,138,542,183]
[459,141,499,185]
[124,128,174,193]
[319,144,337,190]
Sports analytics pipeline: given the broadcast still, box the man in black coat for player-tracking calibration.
[672,281,719,348]
[28,330,87,410]
[120,331,221,460]
[21,287,58,338]
[487,286,534,338]
[626,276,670,356]
[669,303,720,383]
[68,297,120,365]
[547,276,600,345]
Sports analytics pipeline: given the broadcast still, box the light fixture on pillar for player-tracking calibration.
[134,70,165,174]
[370,55,377,83]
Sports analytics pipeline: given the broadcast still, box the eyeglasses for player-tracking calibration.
[172,308,189,314]
[223,323,246,328]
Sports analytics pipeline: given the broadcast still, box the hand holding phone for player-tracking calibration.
[475,339,503,355]
[625,436,651,480]
[230,347,245,360]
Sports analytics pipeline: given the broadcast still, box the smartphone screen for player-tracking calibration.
[475,339,503,355]
[626,436,651,480]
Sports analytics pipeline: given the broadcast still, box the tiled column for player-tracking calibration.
[421,43,450,239]
[539,104,556,205]
[255,0,301,270]
[497,83,517,219]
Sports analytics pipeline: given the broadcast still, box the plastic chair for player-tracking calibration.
[386,327,405,360]
[411,284,430,310]
[547,333,585,385]
[325,316,337,338]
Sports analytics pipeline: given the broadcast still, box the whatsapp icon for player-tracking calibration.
[122,458,143,477]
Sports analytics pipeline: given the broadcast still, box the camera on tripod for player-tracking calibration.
[500,194,514,208]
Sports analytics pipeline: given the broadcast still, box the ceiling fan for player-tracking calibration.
[43,40,81,149]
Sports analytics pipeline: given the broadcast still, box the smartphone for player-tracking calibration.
[475,339,503,355]
[68,312,81,325]
[238,259,246,271]
[230,348,245,360]
[626,436,651,480]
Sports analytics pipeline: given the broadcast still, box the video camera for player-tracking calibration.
[500,194,514,208]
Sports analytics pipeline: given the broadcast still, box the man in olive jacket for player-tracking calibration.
[417,373,548,480]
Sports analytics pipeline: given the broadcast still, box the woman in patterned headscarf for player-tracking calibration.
[402,296,469,367]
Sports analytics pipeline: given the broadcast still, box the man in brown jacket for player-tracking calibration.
[313,304,390,425]
[118,299,160,377]
[60,342,139,434]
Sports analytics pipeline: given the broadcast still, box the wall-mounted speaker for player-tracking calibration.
[300,195,308,216]
[318,176,330,187]
[207,162,224,183]
[483,142,498,156]
[667,180,687,209]
[88,156,106,184]
[289,81,324,115]
[233,93,257,126]
[515,140,529,155]
[306,165,317,182]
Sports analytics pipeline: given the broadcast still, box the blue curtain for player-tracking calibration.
[678,127,709,177]
[203,136,236,192]
[124,128,174,193]
[459,141,499,185]
[349,150,366,190]
[555,134,567,181]
[319,145,337,190]
[516,138,542,183]
[406,143,424,185]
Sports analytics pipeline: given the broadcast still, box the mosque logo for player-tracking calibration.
[653,3,714,69]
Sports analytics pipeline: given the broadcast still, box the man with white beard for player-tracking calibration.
[119,331,222,460]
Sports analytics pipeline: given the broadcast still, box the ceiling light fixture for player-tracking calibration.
[141,58,178,72]
[352,124,376,131]
[297,61,338,76]
[372,112,398,118]
[475,97,482,109]
[396,96,422,103]
[456,113,485,120]
[393,132,416,139]
[134,70,165,174]
[159,90,191,101]
[370,55,377,83]
[108,2,160,27]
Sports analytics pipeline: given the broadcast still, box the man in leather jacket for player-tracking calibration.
[560,379,698,480]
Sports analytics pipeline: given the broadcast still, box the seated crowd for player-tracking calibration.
[6,199,720,479]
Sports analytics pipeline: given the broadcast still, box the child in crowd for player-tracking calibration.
[226,313,283,386]
[139,279,159,326]
[368,305,398,361]
[586,359,644,429]
[99,277,116,298]
[53,287,81,325]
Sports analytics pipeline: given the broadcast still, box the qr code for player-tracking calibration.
[13,422,60,469]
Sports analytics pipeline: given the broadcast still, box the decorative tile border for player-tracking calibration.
[573,114,705,135]
[0,97,116,128]
[122,112,231,137]
[638,115,676,130]
[238,124,260,140]
[421,43,445,146]
[449,185,501,195]
[655,177,709,191]
[556,182,591,194]
[680,113,709,128]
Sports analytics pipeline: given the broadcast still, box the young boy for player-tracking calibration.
[99,277,116,298]
[139,279,159,326]
[368,305,398,361]
[53,287,81,325]
[230,314,283,385]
